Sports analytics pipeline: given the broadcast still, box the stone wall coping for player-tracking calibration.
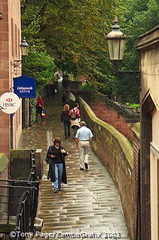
[10,149,31,159]
[10,149,31,153]
[0,153,9,174]
[80,97,133,169]
[132,122,140,140]
[137,24,159,51]
[35,149,43,153]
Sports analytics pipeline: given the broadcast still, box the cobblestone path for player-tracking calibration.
[18,81,130,240]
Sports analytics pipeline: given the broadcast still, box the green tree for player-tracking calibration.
[21,0,56,94]
[105,0,159,103]
[22,0,118,86]
[23,50,55,93]
[23,0,147,98]
[122,0,159,70]
[21,0,45,49]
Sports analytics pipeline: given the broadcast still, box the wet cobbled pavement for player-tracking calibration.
[18,81,130,240]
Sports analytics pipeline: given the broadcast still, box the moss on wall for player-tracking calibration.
[132,122,140,140]
[0,154,9,174]
[10,149,31,179]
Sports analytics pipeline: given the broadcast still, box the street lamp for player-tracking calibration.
[106,17,140,104]
[106,17,140,74]
[12,37,29,68]
[106,17,126,62]
[20,37,29,56]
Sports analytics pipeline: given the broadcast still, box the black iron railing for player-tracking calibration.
[14,183,39,239]
[28,149,37,182]
[0,180,39,229]
[0,149,39,237]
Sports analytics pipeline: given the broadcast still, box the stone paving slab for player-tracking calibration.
[18,81,130,240]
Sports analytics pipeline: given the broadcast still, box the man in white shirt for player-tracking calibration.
[75,121,93,170]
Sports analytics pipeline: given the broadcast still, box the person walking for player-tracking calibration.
[69,103,81,138]
[35,95,44,122]
[75,121,93,170]
[61,104,71,138]
[46,137,68,193]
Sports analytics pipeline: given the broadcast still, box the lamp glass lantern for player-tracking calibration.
[106,17,126,61]
[20,37,29,56]
[12,37,29,69]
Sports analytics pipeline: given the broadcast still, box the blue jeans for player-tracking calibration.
[54,163,63,190]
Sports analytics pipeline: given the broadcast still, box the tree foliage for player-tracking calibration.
[107,0,159,103]
[40,0,117,82]
[21,0,118,88]
[122,0,159,70]
[21,0,56,95]
[23,50,55,92]
[21,0,159,102]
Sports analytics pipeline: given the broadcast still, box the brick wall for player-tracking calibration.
[0,0,21,157]
[79,97,136,240]
[72,90,139,142]
[89,93,139,142]
[91,101,133,139]
[64,80,140,239]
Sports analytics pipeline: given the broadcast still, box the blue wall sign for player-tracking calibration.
[13,76,36,98]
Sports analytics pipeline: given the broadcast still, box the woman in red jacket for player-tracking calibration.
[36,95,44,122]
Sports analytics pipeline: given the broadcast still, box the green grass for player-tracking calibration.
[125,102,140,108]
[115,101,140,108]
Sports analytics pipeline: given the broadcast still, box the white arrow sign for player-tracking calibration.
[0,92,21,114]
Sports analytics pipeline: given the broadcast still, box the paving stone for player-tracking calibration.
[18,80,130,240]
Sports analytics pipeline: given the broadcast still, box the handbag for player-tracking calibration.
[41,108,46,117]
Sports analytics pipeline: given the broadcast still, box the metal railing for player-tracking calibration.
[28,149,37,182]
[14,183,39,238]
[0,180,39,230]
[0,149,39,237]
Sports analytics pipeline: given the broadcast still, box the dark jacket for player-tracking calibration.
[61,110,70,123]
[46,145,67,183]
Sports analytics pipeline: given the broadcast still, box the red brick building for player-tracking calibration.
[0,0,22,157]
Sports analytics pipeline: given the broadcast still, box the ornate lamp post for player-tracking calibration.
[106,17,140,104]
[106,17,139,74]
[106,17,126,62]
[12,37,29,68]
[20,37,29,56]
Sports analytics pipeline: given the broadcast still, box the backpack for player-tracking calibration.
[71,109,77,120]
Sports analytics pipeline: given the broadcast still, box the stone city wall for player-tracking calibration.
[79,97,135,240]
